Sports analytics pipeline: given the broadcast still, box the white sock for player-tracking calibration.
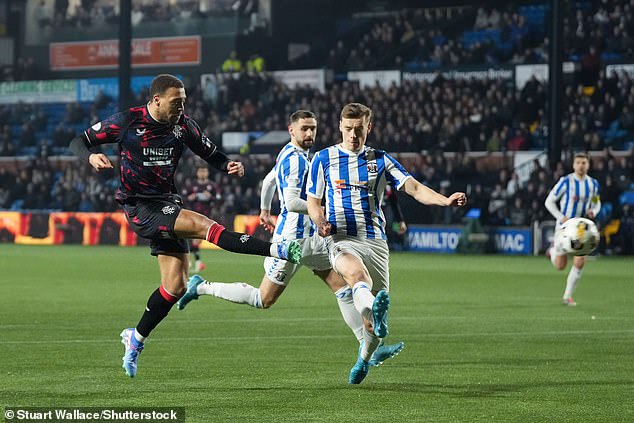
[133,329,146,343]
[334,286,364,342]
[563,266,583,299]
[352,281,375,324]
[360,328,382,362]
[198,281,262,308]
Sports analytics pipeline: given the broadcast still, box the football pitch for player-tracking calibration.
[1,245,633,422]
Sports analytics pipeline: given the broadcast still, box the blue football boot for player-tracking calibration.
[369,341,405,367]
[177,274,205,311]
[372,290,390,338]
[120,328,144,378]
[349,348,371,384]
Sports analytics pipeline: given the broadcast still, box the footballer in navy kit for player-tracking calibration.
[182,165,221,272]
[69,74,301,378]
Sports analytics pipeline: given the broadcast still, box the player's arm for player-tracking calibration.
[259,169,277,232]
[384,151,465,207]
[276,153,310,214]
[544,178,566,221]
[186,120,244,177]
[307,196,331,237]
[69,118,120,172]
[587,180,601,219]
[401,178,466,207]
[283,187,309,214]
[306,152,331,236]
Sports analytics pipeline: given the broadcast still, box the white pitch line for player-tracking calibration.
[1,314,630,329]
[0,329,633,345]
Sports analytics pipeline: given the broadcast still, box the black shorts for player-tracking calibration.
[122,196,189,256]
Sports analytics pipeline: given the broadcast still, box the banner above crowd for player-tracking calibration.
[49,36,201,71]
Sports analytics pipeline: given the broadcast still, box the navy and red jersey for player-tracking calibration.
[82,104,225,204]
[182,179,221,217]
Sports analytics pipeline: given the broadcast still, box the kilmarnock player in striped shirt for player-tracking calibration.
[545,152,601,306]
[176,110,405,372]
[307,103,467,384]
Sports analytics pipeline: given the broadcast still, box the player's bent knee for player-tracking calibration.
[162,281,186,298]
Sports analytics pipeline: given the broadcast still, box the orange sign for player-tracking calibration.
[50,36,201,70]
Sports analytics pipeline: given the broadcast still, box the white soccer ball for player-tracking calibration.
[560,217,600,256]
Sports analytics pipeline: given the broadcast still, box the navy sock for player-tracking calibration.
[135,286,178,338]
[207,224,271,257]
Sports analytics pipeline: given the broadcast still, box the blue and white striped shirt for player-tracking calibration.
[545,172,601,224]
[273,142,314,239]
[306,145,411,240]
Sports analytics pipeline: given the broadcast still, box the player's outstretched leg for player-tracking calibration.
[205,223,301,264]
[372,290,390,338]
[177,275,205,310]
[369,341,405,367]
[120,328,144,378]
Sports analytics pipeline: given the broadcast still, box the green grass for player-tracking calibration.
[1,245,633,422]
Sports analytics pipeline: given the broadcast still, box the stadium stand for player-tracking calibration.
[0,0,632,254]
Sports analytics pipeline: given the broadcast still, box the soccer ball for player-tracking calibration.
[559,217,600,256]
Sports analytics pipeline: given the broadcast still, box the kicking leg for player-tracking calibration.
[174,209,300,263]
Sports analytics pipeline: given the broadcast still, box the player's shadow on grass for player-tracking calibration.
[382,379,634,398]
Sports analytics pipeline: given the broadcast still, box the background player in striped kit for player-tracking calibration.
[177,110,405,368]
[545,152,601,306]
[307,103,466,384]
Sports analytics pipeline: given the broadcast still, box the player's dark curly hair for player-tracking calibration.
[150,74,184,97]
[289,110,317,124]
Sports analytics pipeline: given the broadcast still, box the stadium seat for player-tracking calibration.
[619,191,634,206]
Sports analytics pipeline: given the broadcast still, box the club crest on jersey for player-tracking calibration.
[367,161,378,173]
[162,205,176,215]
[136,128,147,137]
[172,125,183,139]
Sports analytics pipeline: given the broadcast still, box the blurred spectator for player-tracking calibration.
[222,51,242,73]
[246,54,265,73]
[64,103,85,124]
[614,204,634,254]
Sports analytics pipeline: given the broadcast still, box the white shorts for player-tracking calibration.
[263,236,332,286]
[326,235,390,292]
[553,222,569,256]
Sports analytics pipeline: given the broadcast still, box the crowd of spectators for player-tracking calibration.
[1,149,632,252]
[316,5,544,72]
[1,67,633,158]
[564,0,634,63]
[35,0,259,29]
[295,1,633,72]
[184,67,634,154]
[1,0,633,253]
